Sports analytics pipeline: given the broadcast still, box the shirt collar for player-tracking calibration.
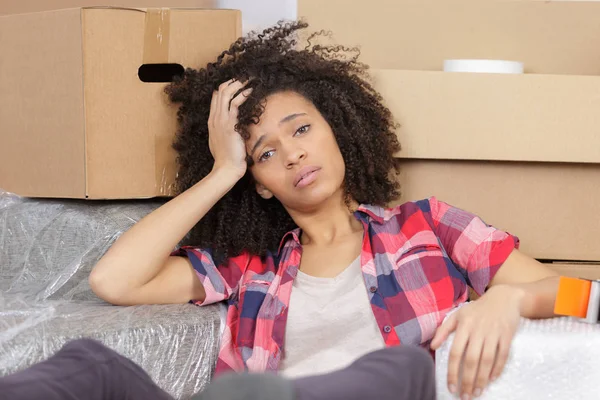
[277,228,302,256]
[276,204,398,255]
[355,203,397,224]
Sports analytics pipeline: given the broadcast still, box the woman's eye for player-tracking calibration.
[259,150,274,162]
[294,124,310,136]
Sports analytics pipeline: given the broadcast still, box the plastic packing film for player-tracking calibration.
[436,308,600,400]
[0,190,221,399]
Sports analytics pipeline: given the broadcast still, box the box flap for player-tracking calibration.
[372,69,600,163]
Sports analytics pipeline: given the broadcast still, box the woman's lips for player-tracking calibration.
[294,166,321,188]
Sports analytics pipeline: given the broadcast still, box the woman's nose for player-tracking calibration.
[284,145,307,167]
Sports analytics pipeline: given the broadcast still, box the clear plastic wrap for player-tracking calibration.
[0,190,221,399]
[436,313,600,399]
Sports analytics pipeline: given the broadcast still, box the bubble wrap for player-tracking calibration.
[436,316,600,399]
[0,190,221,399]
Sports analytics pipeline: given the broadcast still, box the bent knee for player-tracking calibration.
[61,338,119,360]
[357,345,434,374]
[398,345,435,372]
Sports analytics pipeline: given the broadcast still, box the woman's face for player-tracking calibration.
[246,91,346,211]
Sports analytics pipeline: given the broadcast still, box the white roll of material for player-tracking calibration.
[435,316,600,399]
[443,59,524,74]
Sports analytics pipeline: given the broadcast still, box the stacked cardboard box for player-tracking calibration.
[298,0,600,273]
[0,5,240,199]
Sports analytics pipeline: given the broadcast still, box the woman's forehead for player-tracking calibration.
[265,91,312,114]
[246,91,314,137]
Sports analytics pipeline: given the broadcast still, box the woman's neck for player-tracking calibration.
[286,193,363,246]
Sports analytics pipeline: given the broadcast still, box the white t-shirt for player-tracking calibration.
[279,256,386,378]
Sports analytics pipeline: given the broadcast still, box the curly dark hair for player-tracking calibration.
[165,20,401,261]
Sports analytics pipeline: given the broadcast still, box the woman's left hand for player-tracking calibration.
[430,285,524,399]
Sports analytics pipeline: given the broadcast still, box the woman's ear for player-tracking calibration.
[255,183,274,199]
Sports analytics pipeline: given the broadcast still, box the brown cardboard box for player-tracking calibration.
[548,263,600,281]
[298,0,600,75]
[0,7,241,199]
[392,160,600,262]
[371,70,600,163]
[0,1,216,15]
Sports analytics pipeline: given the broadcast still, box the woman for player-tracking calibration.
[2,21,559,400]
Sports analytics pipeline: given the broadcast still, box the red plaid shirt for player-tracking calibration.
[174,197,519,375]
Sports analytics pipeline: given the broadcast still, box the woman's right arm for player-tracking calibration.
[89,168,242,305]
[89,79,252,306]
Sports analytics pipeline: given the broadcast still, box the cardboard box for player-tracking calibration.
[0,1,216,15]
[393,160,600,262]
[298,0,600,75]
[370,69,600,162]
[548,263,600,281]
[0,7,241,199]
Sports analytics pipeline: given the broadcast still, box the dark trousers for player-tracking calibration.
[0,339,436,400]
[0,339,172,400]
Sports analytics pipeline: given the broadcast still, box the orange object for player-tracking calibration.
[554,276,592,318]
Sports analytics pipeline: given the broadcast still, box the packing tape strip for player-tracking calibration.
[143,8,171,64]
[144,8,176,195]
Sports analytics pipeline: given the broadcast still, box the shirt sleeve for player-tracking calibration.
[427,196,520,296]
[171,246,247,305]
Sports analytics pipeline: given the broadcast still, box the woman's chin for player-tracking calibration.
[281,184,344,211]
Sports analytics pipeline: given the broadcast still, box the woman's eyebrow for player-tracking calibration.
[279,112,307,126]
[250,134,268,158]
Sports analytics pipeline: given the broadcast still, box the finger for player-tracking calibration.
[229,88,253,113]
[431,313,458,350]
[490,336,511,382]
[460,334,484,399]
[220,78,246,95]
[473,336,499,397]
[208,90,218,126]
[214,79,237,117]
[446,324,469,395]
[217,78,236,91]
[219,80,247,110]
